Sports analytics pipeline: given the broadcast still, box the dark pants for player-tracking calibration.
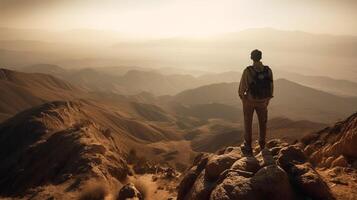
[242,99,268,148]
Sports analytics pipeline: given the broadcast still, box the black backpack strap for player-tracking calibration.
[263,65,273,81]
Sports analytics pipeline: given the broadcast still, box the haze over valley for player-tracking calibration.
[1,0,357,199]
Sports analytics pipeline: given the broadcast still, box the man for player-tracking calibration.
[238,49,274,154]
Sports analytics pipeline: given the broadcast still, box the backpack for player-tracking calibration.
[248,65,273,99]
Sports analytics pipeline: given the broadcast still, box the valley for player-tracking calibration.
[0,67,356,199]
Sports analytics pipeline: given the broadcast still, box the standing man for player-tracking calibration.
[238,49,274,154]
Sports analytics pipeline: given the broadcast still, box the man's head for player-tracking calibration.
[250,49,262,62]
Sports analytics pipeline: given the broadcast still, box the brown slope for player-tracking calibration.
[173,82,238,106]
[19,63,69,79]
[0,68,83,121]
[183,117,326,153]
[0,68,76,91]
[276,70,357,97]
[262,117,327,142]
[0,80,45,114]
[0,101,128,199]
[300,112,357,200]
[302,112,357,168]
[0,100,185,199]
[173,103,242,122]
[173,79,357,123]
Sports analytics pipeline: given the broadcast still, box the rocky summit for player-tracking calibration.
[177,140,335,200]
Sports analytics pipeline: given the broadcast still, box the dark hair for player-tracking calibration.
[250,49,262,62]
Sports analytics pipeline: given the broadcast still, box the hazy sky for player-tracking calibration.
[1,0,356,37]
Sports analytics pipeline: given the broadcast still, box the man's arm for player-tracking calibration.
[270,68,274,98]
[238,68,249,99]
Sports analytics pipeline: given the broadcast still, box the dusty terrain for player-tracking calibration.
[0,68,355,199]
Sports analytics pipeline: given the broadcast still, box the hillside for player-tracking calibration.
[0,100,191,199]
[19,64,69,79]
[0,101,129,199]
[173,103,242,122]
[302,113,357,199]
[0,68,82,121]
[263,117,327,142]
[272,79,357,122]
[276,70,357,97]
[302,112,357,168]
[182,117,325,153]
[173,82,239,106]
[173,79,357,123]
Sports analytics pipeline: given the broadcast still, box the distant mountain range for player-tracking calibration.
[7,64,357,123]
[16,63,357,98]
[172,79,357,123]
[17,64,242,95]
[1,27,356,81]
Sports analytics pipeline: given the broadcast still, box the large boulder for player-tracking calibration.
[177,166,200,200]
[210,171,256,200]
[231,156,260,173]
[277,145,306,169]
[194,153,212,172]
[117,183,143,200]
[177,153,212,200]
[250,165,295,200]
[211,165,294,200]
[205,152,241,181]
[185,171,217,200]
[287,163,334,200]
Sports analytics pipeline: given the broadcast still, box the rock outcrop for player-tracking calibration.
[177,139,335,200]
[302,112,357,168]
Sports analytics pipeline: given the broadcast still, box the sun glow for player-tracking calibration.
[1,0,357,37]
[48,0,253,37]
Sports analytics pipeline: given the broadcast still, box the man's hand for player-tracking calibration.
[266,99,270,106]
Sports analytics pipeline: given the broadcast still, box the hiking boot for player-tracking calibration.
[259,140,266,151]
[240,142,253,156]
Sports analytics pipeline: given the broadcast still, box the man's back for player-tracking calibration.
[239,49,273,153]
[238,61,274,102]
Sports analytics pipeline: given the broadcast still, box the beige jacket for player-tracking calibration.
[238,61,274,102]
